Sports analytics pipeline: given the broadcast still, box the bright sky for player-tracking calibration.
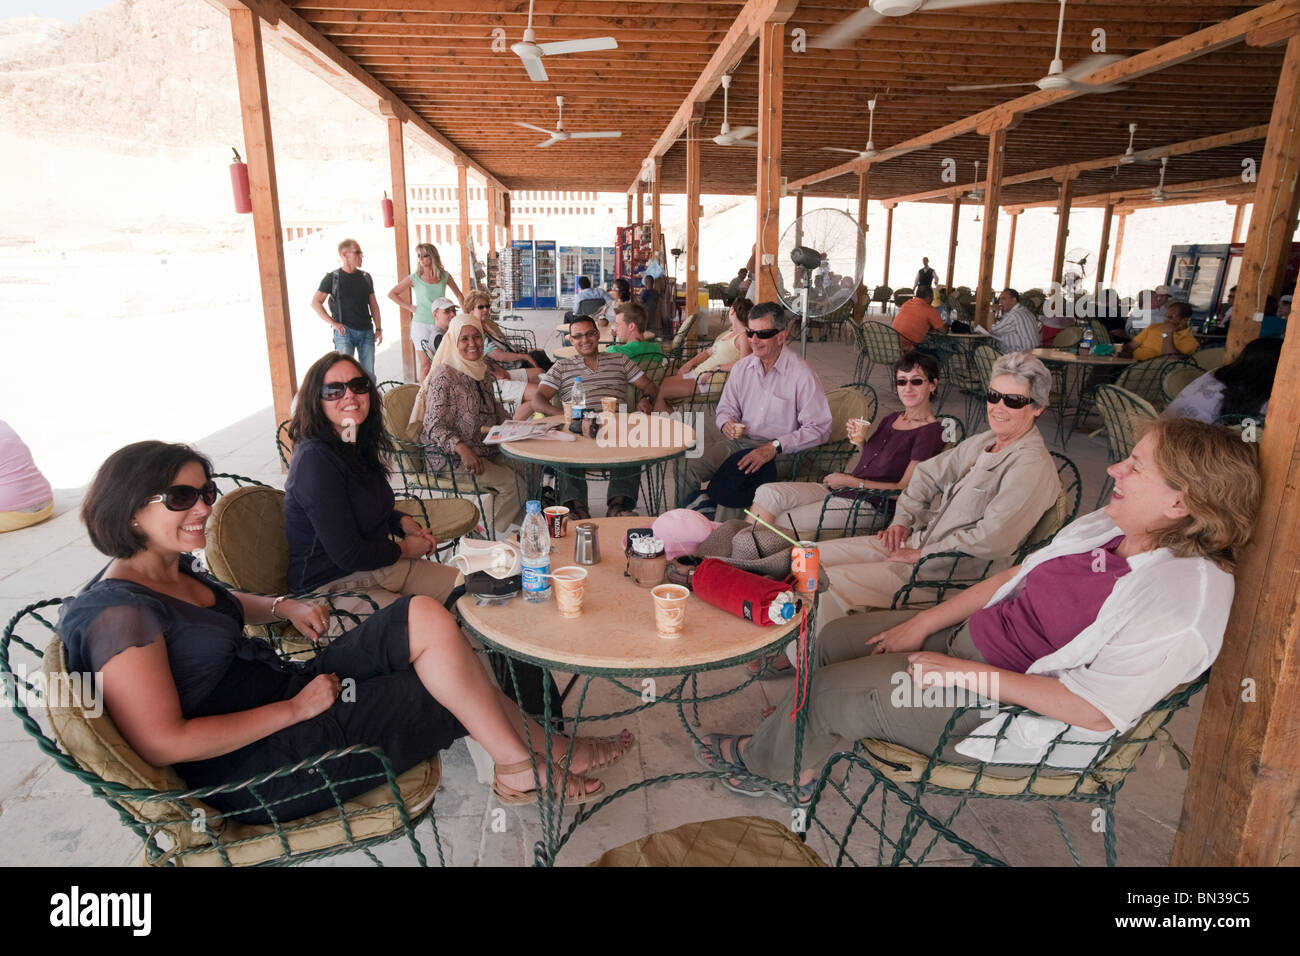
[0,0,111,21]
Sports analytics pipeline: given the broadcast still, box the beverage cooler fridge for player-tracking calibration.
[510,239,536,308]
[533,240,558,309]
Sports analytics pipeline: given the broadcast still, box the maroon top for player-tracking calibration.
[969,535,1132,672]
[834,411,946,501]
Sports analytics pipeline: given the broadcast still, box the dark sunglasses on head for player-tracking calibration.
[896,377,928,387]
[985,388,1034,409]
[146,480,218,512]
[746,327,781,339]
[321,376,371,401]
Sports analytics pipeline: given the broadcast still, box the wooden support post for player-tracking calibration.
[1230,201,1246,244]
[1003,210,1020,290]
[882,203,895,287]
[626,193,633,227]
[651,157,662,260]
[1172,33,1300,867]
[487,186,499,255]
[753,17,784,304]
[853,168,870,322]
[974,126,1006,330]
[1229,38,1300,360]
[384,113,414,382]
[1095,202,1115,298]
[1050,176,1074,289]
[685,114,702,339]
[229,8,296,442]
[503,191,511,242]
[945,196,961,293]
[457,160,471,295]
[636,183,644,226]
[1110,212,1128,287]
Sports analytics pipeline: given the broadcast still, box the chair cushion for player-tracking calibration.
[859,738,1104,796]
[163,757,441,867]
[590,816,825,867]
[393,497,479,541]
[205,485,289,595]
[382,384,420,443]
[825,386,871,443]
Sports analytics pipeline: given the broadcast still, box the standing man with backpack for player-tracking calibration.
[311,238,383,377]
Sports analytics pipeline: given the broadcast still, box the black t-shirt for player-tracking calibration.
[317,269,376,331]
[915,267,936,292]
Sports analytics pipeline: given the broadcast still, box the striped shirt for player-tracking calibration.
[991,303,1041,353]
[539,353,647,403]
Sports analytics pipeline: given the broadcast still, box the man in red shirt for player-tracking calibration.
[891,295,946,348]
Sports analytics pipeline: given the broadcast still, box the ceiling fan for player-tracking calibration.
[815,0,1051,50]
[513,96,621,147]
[821,97,927,162]
[1113,122,1165,174]
[947,0,1125,94]
[1151,157,1170,202]
[967,160,985,201]
[509,0,617,83]
[713,74,757,146]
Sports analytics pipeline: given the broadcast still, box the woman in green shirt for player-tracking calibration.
[388,243,464,380]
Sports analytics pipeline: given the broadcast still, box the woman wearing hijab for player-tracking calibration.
[419,314,523,535]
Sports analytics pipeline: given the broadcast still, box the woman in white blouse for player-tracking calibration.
[696,417,1261,804]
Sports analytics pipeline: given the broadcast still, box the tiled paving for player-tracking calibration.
[0,309,1197,867]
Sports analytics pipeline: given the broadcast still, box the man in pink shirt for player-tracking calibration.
[683,302,832,503]
[0,420,54,533]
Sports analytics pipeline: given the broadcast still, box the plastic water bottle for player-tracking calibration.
[570,377,586,420]
[1080,326,1095,355]
[520,500,551,603]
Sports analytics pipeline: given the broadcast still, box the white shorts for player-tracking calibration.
[411,322,440,354]
[495,378,528,405]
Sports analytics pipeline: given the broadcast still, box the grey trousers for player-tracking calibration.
[744,609,990,781]
[557,465,642,508]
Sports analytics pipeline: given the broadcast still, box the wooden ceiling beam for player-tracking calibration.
[202,0,510,190]
[625,0,799,194]
[786,0,1300,192]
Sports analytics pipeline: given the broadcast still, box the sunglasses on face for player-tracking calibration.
[985,389,1034,409]
[746,327,781,339]
[571,330,599,340]
[896,377,928,387]
[146,480,218,512]
[321,376,371,401]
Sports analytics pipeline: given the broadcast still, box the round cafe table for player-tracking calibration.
[456,517,814,865]
[497,412,696,516]
[1029,348,1134,446]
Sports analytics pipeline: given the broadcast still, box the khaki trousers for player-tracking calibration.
[313,558,462,634]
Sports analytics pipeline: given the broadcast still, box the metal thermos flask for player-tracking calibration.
[574,522,601,565]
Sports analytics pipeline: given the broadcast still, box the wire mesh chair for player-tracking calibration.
[0,599,445,867]
[857,321,907,385]
[961,344,999,434]
[1093,384,1157,506]
[873,285,894,316]
[890,451,1082,609]
[275,420,293,469]
[588,750,1005,867]
[1161,363,1202,405]
[855,673,1207,866]
[1194,347,1226,371]
[1113,355,1196,411]
[1052,326,1083,350]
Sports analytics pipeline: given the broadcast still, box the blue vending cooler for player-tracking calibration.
[534,240,558,309]
[511,239,536,308]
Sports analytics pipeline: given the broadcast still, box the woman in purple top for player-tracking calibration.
[700,418,1261,804]
[750,351,946,538]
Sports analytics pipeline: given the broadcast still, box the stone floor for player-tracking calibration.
[0,308,1200,867]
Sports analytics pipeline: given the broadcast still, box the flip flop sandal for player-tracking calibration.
[492,756,605,807]
[557,731,635,774]
[720,773,816,808]
[606,497,639,518]
[565,501,592,521]
[745,653,795,681]
[693,732,748,772]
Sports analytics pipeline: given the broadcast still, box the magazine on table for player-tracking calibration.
[484,421,576,444]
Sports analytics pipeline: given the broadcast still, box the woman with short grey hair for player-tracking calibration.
[991,351,1052,409]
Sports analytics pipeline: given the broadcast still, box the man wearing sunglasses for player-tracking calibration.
[518,316,659,519]
[312,239,383,378]
[683,302,832,505]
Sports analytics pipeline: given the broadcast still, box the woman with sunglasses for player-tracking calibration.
[697,418,1260,805]
[283,353,457,609]
[810,352,1062,626]
[61,441,624,822]
[387,243,463,383]
[418,314,524,536]
[748,349,946,531]
[652,298,753,413]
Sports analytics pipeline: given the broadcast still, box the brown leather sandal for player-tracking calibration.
[492,756,604,806]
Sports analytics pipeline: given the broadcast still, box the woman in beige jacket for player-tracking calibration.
[816,351,1061,623]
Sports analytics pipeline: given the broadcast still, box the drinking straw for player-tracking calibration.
[743,509,800,547]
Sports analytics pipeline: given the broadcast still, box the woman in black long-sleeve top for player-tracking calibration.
[284,352,458,606]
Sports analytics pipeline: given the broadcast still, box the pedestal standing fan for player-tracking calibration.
[775,208,866,357]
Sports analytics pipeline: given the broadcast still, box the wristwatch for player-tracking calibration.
[770,439,782,453]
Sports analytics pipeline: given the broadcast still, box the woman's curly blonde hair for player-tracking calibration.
[1140,417,1261,572]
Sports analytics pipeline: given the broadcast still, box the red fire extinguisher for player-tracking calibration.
[381,191,394,228]
[229,147,252,214]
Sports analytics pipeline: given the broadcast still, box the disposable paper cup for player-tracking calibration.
[651,583,690,639]
[543,505,570,538]
[847,418,870,445]
[552,566,588,618]
[562,401,574,423]
[601,396,619,414]
[732,423,747,439]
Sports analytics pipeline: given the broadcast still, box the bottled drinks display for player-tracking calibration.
[520,500,552,603]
